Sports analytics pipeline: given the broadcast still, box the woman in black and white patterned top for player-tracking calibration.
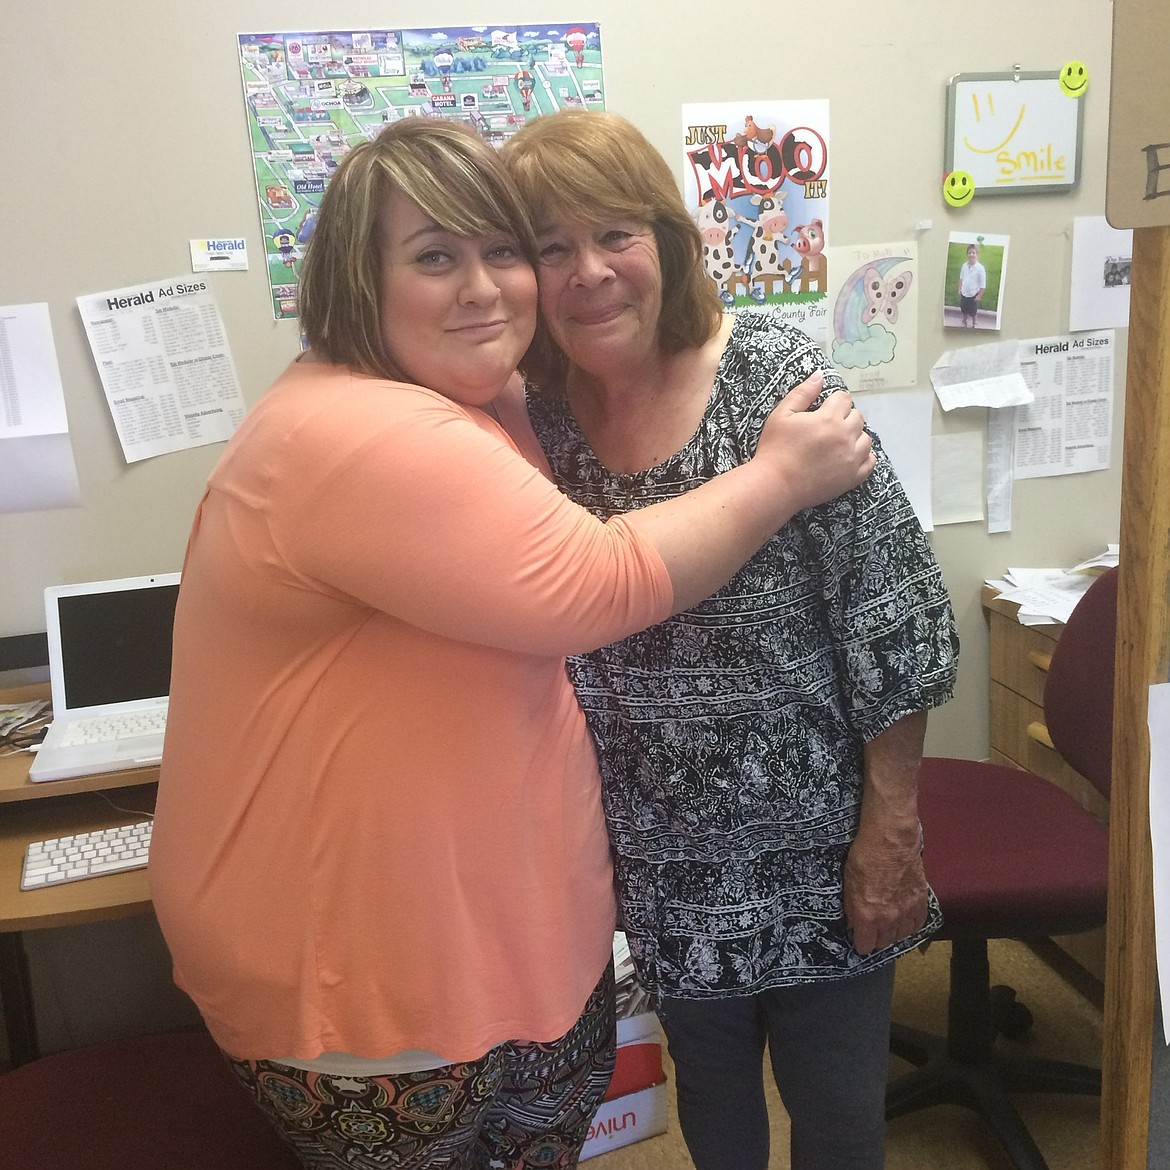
[502,111,958,1170]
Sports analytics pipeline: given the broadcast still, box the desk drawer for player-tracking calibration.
[988,610,1061,707]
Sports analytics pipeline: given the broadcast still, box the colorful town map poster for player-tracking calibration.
[681,101,830,337]
[238,25,605,319]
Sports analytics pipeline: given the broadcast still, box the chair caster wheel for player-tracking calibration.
[990,984,1034,1039]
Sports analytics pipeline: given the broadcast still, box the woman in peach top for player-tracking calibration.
[149,117,873,1169]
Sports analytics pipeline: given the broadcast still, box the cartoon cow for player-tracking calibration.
[694,199,740,307]
[744,192,799,301]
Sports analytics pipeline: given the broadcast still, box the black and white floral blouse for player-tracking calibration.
[525,313,959,1000]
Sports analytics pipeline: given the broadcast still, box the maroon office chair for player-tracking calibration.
[886,567,1117,1170]
[0,1028,299,1169]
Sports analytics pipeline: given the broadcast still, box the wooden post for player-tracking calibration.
[1101,223,1170,1169]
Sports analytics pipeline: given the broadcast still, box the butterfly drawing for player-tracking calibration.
[861,268,914,325]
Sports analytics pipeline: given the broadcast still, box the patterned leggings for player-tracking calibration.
[227,965,616,1169]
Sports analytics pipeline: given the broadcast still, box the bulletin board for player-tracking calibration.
[946,70,1084,196]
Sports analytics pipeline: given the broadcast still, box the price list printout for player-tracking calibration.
[77,277,247,463]
[1013,330,1115,480]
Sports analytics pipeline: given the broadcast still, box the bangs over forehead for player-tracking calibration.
[524,163,655,233]
[375,125,533,243]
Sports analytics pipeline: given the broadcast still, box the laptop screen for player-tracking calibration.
[48,576,180,712]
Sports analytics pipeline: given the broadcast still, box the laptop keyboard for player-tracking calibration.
[58,708,168,746]
[21,820,153,889]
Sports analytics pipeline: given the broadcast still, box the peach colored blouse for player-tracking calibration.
[150,359,671,1061]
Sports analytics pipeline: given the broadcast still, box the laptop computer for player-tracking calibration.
[29,573,181,783]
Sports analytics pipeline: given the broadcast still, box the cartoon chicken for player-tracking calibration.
[741,115,775,150]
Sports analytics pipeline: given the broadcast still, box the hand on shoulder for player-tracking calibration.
[756,373,875,511]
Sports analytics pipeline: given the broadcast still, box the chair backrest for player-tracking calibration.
[1043,566,1119,801]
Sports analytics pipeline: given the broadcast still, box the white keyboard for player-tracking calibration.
[21,820,153,890]
[59,708,167,746]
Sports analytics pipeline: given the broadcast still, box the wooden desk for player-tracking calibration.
[0,683,159,1066]
[983,587,1108,983]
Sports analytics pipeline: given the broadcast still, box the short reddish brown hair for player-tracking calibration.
[500,110,722,384]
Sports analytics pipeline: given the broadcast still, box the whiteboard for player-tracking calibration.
[946,70,1084,195]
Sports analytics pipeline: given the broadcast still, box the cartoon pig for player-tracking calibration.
[792,218,825,257]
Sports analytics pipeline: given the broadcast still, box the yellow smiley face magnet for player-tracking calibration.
[1059,60,1089,97]
[943,170,975,208]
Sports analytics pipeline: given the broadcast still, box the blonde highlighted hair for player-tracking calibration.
[499,109,723,385]
[298,117,539,380]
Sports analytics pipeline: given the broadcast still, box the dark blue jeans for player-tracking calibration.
[659,962,896,1170]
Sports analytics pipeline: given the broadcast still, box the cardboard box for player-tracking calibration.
[580,1080,669,1160]
[605,1011,663,1101]
[579,1011,668,1161]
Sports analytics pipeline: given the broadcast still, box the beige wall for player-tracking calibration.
[2,0,1121,1048]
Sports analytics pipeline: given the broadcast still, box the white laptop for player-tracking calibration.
[29,573,181,783]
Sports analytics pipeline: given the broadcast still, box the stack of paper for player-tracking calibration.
[1,701,50,760]
[0,699,49,742]
[986,545,1118,625]
[613,932,652,1019]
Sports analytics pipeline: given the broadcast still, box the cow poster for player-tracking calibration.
[681,100,830,336]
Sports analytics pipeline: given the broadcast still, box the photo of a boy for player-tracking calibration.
[944,233,1007,330]
[958,243,986,327]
